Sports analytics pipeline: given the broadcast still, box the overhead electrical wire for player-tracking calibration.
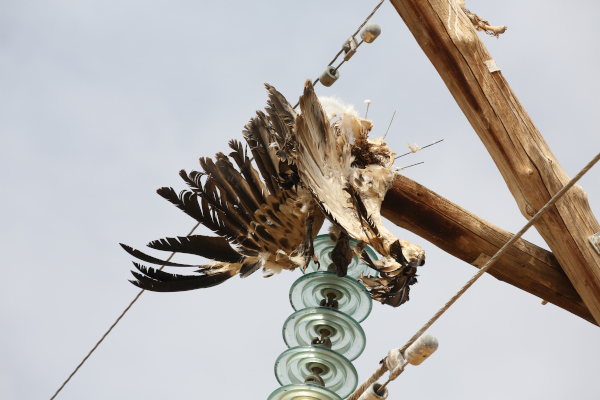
[292,0,385,109]
[48,2,388,398]
[346,150,600,400]
[49,223,200,400]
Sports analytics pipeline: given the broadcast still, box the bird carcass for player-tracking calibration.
[122,80,425,307]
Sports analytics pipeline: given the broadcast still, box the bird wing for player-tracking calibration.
[290,80,397,252]
[292,81,367,239]
[124,85,322,292]
[287,81,425,308]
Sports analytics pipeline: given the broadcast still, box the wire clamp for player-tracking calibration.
[343,36,359,61]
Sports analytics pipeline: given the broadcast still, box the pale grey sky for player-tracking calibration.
[1,1,599,399]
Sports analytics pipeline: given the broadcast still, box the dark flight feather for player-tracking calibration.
[130,266,235,292]
[239,260,262,278]
[360,250,381,271]
[120,244,198,267]
[389,240,408,267]
[178,169,205,193]
[132,262,203,281]
[344,184,379,237]
[124,82,319,294]
[228,140,267,206]
[147,235,244,263]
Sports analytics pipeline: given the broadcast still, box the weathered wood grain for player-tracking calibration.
[388,0,600,324]
[382,174,595,325]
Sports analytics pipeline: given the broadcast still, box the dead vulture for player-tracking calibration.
[122,80,425,307]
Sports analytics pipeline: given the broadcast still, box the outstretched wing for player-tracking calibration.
[124,85,323,292]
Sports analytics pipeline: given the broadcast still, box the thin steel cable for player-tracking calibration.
[327,49,345,67]
[332,59,346,74]
[395,139,444,159]
[348,364,388,400]
[293,0,385,110]
[347,150,600,400]
[397,161,424,170]
[327,0,385,67]
[352,0,385,38]
[50,222,201,400]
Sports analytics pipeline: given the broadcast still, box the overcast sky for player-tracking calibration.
[1,1,599,399]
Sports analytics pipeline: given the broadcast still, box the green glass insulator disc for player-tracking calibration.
[289,272,372,322]
[267,384,342,400]
[282,307,366,361]
[274,346,358,399]
[303,234,379,279]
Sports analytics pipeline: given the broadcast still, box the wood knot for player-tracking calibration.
[526,204,536,217]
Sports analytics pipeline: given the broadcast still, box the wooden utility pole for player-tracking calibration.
[383,0,600,324]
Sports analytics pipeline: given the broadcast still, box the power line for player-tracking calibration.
[346,150,600,400]
[49,222,200,400]
[292,0,385,109]
[50,2,387,397]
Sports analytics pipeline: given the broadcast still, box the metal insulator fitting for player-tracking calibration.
[357,382,388,400]
[304,373,325,387]
[404,333,439,365]
[360,23,381,43]
[311,336,333,349]
[342,36,359,61]
[319,66,339,87]
[319,292,340,309]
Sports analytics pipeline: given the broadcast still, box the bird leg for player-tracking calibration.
[297,210,318,271]
[330,230,353,277]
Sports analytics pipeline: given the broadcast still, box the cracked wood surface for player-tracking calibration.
[388,0,600,324]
